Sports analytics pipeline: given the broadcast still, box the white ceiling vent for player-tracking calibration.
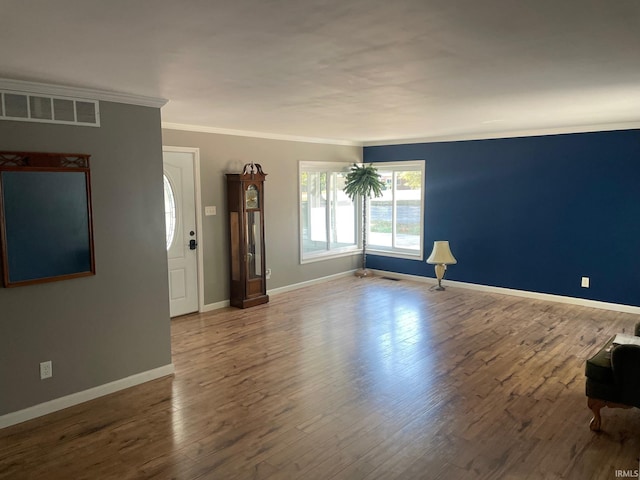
[0,90,100,127]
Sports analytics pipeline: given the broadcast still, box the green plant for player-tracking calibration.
[343,163,385,275]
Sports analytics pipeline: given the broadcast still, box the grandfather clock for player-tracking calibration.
[226,162,269,308]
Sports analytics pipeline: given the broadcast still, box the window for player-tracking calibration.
[163,174,177,250]
[299,162,358,262]
[368,161,425,259]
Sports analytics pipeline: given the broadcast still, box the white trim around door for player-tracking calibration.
[163,146,205,314]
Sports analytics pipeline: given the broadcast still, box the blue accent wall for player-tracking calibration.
[364,129,640,307]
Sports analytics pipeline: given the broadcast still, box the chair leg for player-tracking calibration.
[588,397,604,431]
[587,397,635,431]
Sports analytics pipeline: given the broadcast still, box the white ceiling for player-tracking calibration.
[2,0,640,144]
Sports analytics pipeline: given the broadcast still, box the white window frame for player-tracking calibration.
[367,160,425,260]
[299,161,360,263]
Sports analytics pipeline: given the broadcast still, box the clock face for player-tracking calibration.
[246,184,259,209]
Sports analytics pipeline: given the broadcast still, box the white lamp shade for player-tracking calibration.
[426,241,457,265]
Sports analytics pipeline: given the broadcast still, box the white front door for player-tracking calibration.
[163,149,199,317]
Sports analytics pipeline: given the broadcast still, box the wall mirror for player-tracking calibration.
[0,151,95,287]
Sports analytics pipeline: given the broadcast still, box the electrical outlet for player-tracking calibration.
[40,361,52,380]
[204,206,217,216]
[266,268,272,279]
[581,276,590,288]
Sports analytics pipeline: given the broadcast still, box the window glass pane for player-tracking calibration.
[301,171,327,255]
[368,165,424,256]
[395,171,422,250]
[332,172,356,247]
[163,175,177,250]
[300,164,358,261]
[369,170,393,248]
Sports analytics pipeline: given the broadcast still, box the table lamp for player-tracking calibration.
[426,241,457,290]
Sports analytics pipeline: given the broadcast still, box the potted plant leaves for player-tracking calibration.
[343,163,385,277]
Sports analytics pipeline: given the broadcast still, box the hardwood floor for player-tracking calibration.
[2,276,640,479]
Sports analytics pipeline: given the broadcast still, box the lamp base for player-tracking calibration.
[431,264,448,291]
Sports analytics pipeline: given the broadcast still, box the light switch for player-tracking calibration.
[205,206,216,216]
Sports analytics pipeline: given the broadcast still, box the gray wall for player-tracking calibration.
[0,102,172,416]
[161,129,363,305]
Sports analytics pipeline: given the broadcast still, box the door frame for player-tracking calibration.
[163,145,205,314]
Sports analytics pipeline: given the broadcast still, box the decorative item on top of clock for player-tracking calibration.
[242,161,264,177]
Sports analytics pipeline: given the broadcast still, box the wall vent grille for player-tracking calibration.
[0,90,100,127]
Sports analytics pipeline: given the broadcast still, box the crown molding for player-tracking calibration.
[362,121,640,147]
[161,122,363,147]
[0,78,167,108]
[163,120,640,147]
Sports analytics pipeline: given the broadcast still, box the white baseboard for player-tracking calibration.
[371,270,640,315]
[0,363,175,429]
[199,267,639,316]
[201,299,230,312]
[197,271,359,314]
[267,270,357,296]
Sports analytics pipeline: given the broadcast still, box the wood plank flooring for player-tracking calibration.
[2,276,640,479]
